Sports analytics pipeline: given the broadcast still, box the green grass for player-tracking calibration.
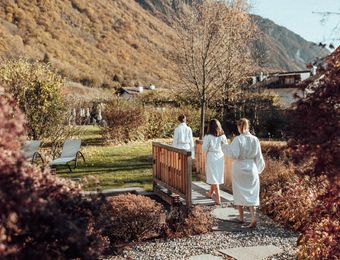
[56,126,153,191]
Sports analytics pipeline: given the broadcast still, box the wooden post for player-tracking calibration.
[152,142,192,208]
[186,154,192,208]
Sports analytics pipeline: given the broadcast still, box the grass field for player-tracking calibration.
[56,126,153,191]
[54,126,286,191]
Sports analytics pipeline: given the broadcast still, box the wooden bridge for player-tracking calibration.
[152,141,233,208]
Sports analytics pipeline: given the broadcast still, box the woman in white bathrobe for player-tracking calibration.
[202,119,227,205]
[222,118,265,228]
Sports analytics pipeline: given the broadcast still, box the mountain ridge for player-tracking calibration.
[0,0,328,89]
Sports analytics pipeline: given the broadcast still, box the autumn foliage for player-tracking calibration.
[96,194,163,250]
[289,47,340,259]
[0,88,109,258]
[0,59,66,140]
[0,90,212,258]
[262,47,340,259]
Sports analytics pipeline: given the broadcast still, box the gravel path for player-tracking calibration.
[108,206,299,260]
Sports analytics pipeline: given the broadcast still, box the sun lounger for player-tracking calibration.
[23,140,44,163]
[49,139,85,172]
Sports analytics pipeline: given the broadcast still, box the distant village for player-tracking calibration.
[68,59,323,126]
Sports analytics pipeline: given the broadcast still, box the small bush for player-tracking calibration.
[96,194,163,249]
[144,105,202,139]
[261,175,318,230]
[165,205,213,237]
[297,177,340,259]
[103,98,146,143]
[103,96,203,142]
[260,158,295,194]
[144,107,178,139]
[260,158,320,231]
[260,141,288,160]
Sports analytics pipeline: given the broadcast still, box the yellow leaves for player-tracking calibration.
[0,59,66,139]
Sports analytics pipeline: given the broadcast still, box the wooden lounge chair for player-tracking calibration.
[23,140,44,164]
[50,139,85,172]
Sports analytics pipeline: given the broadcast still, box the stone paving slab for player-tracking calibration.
[188,254,223,260]
[212,207,251,221]
[212,207,253,232]
[193,181,234,202]
[191,189,215,205]
[219,245,283,260]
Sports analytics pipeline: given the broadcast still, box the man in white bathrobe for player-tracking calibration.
[172,114,195,158]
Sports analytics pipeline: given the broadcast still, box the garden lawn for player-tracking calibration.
[56,126,153,191]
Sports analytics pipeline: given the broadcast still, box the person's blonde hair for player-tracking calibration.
[237,118,250,134]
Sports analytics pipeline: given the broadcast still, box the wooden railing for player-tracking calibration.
[152,142,192,207]
[194,140,233,191]
[195,140,206,181]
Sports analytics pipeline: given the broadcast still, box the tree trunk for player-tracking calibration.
[199,97,206,140]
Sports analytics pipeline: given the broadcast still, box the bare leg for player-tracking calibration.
[207,185,214,198]
[243,206,256,228]
[215,185,221,205]
[249,207,256,225]
[237,206,244,222]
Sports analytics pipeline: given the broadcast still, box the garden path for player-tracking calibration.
[109,182,298,259]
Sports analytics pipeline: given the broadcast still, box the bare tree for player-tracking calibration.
[313,10,340,47]
[171,0,256,139]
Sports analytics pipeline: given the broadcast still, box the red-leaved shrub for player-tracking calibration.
[286,47,340,258]
[297,179,340,259]
[165,205,213,238]
[103,98,145,143]
[0,88,109,259]
[261,174,322,231]
[96,194,163,250]
[260,141,288,160]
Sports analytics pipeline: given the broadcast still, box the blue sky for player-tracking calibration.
[250,0,340,47]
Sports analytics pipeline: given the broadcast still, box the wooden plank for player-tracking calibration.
[153,142,192,156]
[154,186,180,205]
[153,179,186,198]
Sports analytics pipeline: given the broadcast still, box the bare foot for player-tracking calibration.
[242,220,257,228]
[206,192,213,199]
[236,217,244,223]
[230,217,243,223]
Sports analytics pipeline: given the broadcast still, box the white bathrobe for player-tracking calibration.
[222,132,265,206]
[202,134,228,184]
[172,123,195,158]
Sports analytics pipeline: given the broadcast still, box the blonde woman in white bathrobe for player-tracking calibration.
[203,119,227,205]
[222,118,265,228]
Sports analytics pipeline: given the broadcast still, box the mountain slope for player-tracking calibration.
[251,15,329,71]
[0,0,328,89]
[0,0,178,88]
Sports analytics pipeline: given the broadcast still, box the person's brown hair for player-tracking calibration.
[178,114,186,123]
[207,119,224,137]
[237,118,250,134]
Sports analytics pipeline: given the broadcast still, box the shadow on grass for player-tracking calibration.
[55,155,152,175]
[82,137,108,146]
[56,163,151,174]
